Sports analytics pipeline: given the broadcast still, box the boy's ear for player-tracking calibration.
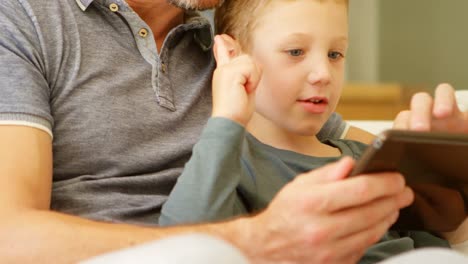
[213,34,242,65]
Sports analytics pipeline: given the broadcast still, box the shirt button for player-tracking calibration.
[138,28,149,38]
[161,63,167,73]
[109,3,119,12]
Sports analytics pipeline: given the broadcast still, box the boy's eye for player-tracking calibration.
[287,49,304,57]
[328,51,344,60]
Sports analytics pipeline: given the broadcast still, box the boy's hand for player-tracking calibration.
[393,83,468,133]
[212,34,262,127]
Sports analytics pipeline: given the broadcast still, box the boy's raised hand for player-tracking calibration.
[211,34,262,127]
[393,83,468,133]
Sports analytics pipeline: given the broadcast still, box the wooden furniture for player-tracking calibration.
[336,83,424,120]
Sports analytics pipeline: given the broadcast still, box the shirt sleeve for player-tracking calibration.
[0,1,53,135]
[317,112,347,141]
[159,117,248,226]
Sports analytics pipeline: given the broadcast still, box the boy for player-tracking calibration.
[160,0,450,263]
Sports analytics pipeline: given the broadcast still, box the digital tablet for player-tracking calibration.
[350,129,468,232]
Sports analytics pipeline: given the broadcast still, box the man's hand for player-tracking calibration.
[211,34,262,126]
[394,83,468,133]
[236,157,414,264]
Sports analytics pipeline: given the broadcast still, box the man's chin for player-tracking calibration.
[166,0,223,11]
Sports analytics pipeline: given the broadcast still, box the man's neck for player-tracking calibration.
[126,0,184,51]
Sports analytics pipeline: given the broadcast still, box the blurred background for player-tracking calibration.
[203,0,468,120]
[347,0,468,89]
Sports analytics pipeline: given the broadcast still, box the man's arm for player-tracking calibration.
[0,126,159,262]
[0,125,247,263]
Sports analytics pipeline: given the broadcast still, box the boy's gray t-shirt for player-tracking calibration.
[0,0,346,225]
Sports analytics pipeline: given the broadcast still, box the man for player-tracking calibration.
[0,0,466,263]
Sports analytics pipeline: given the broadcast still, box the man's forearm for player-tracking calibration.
[0,209,249,263]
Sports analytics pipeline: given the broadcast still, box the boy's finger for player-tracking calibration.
[219,34,241,58]
[409,92,433,131]
[393,110,410,130]
[433,83,457,118]
[245,62,263,93]
[214,35,232,66]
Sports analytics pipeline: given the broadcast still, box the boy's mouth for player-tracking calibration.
[297,97,329,114]
[298,97,329,104]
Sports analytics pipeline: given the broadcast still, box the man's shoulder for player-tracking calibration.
[0,0,29,17]
[0,0,78,44]
[0,0,75,21]
[1,0,67,11]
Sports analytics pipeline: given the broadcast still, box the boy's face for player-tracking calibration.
[248,0,348,137]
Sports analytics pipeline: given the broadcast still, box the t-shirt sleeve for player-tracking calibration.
[0,1,53,136]
[159,117,248,226]
[317,112,348,141]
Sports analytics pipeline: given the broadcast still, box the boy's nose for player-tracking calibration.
[307,57,332,86]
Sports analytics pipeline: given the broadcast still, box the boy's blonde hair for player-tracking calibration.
[215,0,349,50]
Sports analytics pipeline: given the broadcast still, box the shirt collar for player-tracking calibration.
[185,11,214,51]
[75,0,95,11]
[75,1,213,50]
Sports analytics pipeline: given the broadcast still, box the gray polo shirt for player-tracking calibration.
[0,0,345,225]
